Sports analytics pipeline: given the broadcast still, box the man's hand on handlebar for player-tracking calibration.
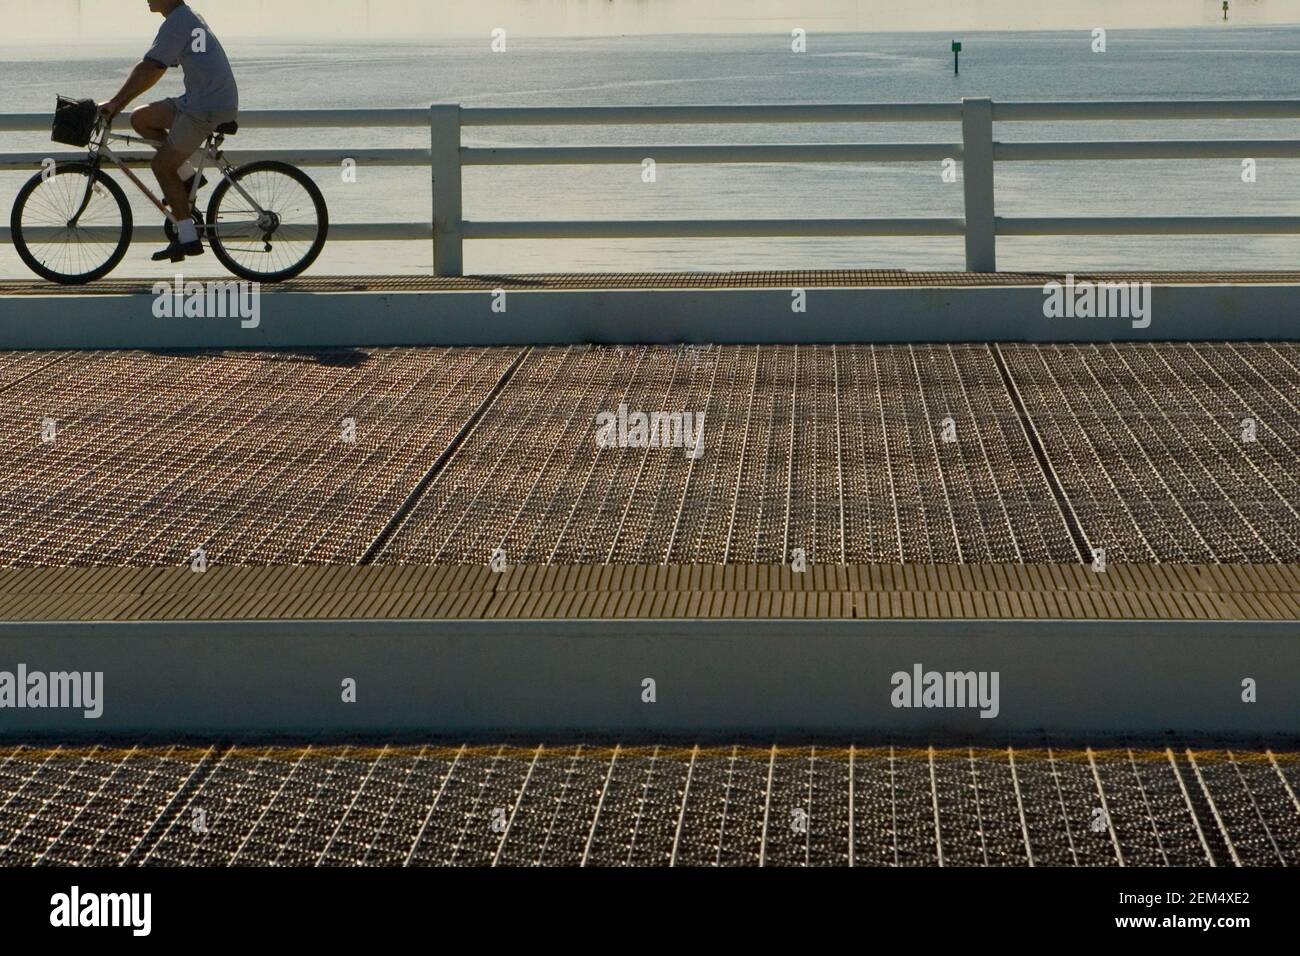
[98,100,124,123]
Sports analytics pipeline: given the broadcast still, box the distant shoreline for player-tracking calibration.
[4,22,1300,50]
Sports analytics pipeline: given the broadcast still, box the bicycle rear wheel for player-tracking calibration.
[206,161,328,282]
[10,162,132,284]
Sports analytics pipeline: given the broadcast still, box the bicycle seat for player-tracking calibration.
[215,121,239,135]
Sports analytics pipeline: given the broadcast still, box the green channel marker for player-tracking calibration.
[952,40,962,74]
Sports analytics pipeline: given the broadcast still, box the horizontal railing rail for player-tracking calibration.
[461,219,966,239]
[459,143,962,164]
[2,99,1299,273]
[0,148,425,170]
[990,100,1300,121]
[0,108,431,132]
[458,103,965,125]
[4,223,432,244]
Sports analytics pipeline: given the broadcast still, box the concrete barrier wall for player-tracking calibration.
[0,619,1295,736]
[0,284,1297,349]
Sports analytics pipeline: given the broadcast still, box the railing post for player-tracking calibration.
[430,103,463,277]
[960,97,996,272]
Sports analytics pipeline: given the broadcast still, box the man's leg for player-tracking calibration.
[149,145,204,258]
[129,101,173,145]
[131,102,198,211]
[150,146,193,224]
[136,103,207,260]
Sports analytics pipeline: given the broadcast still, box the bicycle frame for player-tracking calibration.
[69,117,268,238]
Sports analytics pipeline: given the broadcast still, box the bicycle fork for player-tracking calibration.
[66,156,104,229]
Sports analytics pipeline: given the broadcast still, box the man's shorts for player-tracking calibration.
[157,97,239,156]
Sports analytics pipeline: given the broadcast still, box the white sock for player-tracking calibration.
[178,161,196,181]
[177,218,199,244]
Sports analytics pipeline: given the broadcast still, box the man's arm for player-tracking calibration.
[99,60,167,119]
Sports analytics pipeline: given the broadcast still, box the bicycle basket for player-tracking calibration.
[51,96,98,147]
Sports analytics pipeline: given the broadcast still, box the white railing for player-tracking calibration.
[2,99,1300,274]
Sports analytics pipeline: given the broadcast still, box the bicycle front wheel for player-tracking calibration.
[207,161,329,282]
[10,162,132,285]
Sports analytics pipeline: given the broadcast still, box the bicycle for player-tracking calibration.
[10,98,329,285]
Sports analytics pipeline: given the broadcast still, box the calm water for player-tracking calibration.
[2,27,1299,276]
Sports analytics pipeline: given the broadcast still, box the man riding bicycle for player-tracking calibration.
[99,0,239,263]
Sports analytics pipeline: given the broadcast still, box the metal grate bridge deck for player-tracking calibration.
[0,741,1295,867]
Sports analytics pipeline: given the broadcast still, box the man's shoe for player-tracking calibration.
[151,239,205,262]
